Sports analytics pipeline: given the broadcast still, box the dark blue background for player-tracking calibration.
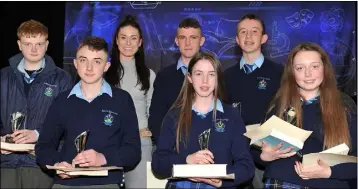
[63,1,357,96]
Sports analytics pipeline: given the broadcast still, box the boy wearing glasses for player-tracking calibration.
[1,19,72,188]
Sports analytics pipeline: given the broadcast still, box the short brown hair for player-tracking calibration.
[77,36,108,55]
[17,19,48,40]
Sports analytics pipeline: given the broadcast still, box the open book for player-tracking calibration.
[1,142,35,152]
[302,143,357,167]
[171,164,234,179]
[244,115,312,152]
[46,165,122,176]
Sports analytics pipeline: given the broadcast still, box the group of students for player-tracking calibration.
[0,13,356,189]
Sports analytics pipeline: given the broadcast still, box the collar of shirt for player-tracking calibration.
[176,58,188,75]
[300,94,320,105]
[67,79,113,102]
[192,99,224,118]
[239,53,264,71]
[17,58,46,78]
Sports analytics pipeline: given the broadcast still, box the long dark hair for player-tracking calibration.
[171,51,225,152]
[105,15,150,94]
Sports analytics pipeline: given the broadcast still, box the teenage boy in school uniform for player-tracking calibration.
[1,19,72,188]
[35,36,141,188]
[224,14,283,189]
[149,18,205,145]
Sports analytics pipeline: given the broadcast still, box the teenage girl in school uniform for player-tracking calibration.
[152,51,255,189]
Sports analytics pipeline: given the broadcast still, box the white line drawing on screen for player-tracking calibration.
[267,21,291,58]
[129,1,161,9]
[248,1,262,7]
[137,13,166,54]
[92,12,119,29]
[286,9,314,29]
[321,39,356,87]
[320,8,344,32]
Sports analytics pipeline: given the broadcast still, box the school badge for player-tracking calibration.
[103,113,114,126]
[44,87,53,97]
[258,79,267,90]
[215,120,225,132]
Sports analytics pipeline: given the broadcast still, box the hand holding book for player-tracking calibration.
[260,141,297,162]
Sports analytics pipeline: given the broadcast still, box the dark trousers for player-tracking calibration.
[1,167,54,188]
[52,184,119,188]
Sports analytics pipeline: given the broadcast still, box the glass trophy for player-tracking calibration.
[232,102,242,116]
[198,128,211,150]
[5,112,26,143]
[74,130,89,168]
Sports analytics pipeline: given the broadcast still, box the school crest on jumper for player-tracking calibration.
[215,120,225,132]
[104,113,114,126]
[102,109,118,127]
[258,79,267,90]
[44,87,53,97]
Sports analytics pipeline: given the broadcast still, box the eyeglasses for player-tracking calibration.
[21,42,46,49]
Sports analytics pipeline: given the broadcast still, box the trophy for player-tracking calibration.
[232,102,242,116]
[198,129,211,150]
[283,106,297,125]
[5,112,26,143]
[283,107,302,161]
[74,130,89,168]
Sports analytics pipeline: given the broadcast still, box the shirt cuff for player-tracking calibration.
[34,129,39,138]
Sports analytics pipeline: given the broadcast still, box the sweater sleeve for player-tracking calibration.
[99,92,141,168]
[148,71,169,145]
[330,112,357,180]
[146,69,156,118]
[151,112,187,178]
[221,108,255,188]
[35,97,64,167]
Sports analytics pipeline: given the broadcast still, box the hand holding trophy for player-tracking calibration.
[186,128,214,164]
[5,112,26,143]
[73,130,89,168]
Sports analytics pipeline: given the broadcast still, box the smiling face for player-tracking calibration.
[116,25,142,61]
[188,59,216,99]
[74,45,111,85]
[236,18,268,54]
[293,50,324,97]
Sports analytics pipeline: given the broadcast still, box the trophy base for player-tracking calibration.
[5,136,14,143]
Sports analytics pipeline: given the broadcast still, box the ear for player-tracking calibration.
[187,73,193,84]
[116,35,120,46]
[261,34,268,45]
[236,35,240,45]
[104,61,111,72]
[175,37,179,47]
[199,36,205,47]
[73,58,78,70]
[138,38,142,47]
[45,40,49,51]
[17,40,22,51]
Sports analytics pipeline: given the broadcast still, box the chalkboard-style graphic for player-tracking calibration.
[92,12,119,29]
[320,8,344,32]
[248,1,262,7]
[268,21,291,58]
[321,40,349,58]
[129,1,161,9]
[286,9,314,29]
